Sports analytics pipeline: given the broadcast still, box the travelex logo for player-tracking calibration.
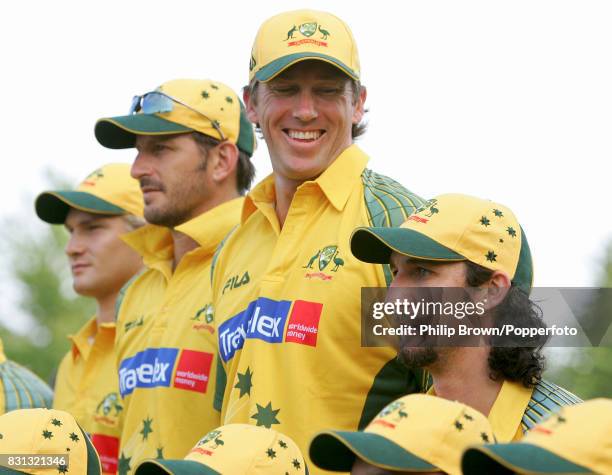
[119,347,213,398]
[219,297,323,363]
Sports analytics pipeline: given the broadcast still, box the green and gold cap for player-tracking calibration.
[134,424,308,475]
[249,9,360,82]
[95,79,256,156]
[35,163,143,224]
[310,394,494,475]
[462,399,612,474]
[350,193,534,292]
[0,408,102,474]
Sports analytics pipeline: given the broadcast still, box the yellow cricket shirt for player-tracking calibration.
[115,197,242,475]
[211,145,427,470]
[0,338,53,413]
[53,317,122,474]
[428,379,582,441]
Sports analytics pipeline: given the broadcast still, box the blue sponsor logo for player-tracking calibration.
[219,297,291,362]
[118,348,179,397]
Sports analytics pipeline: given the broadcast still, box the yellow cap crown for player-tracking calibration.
[250,9,360,82]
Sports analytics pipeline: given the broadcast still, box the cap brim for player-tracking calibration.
[350,227,466,264]
[309,431,438,472]
[461,444,592,475]
[35,191,126,224]
[95,115,193,149]
[255,52,359,82]
[134,459,221,475]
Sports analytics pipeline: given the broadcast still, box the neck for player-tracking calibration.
[96,292,119,325]
[429,347,502,417]
[171,229,199,270]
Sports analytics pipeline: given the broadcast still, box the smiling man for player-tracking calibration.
[36,163,145,474]
[95,79,256,474]
[210,10,425,471]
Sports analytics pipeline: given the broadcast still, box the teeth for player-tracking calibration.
[288,130,321,140]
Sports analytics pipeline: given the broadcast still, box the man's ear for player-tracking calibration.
[481,270,512,310]
[210,142,239,183]
[352,85,367,124]
[244,87,259,124]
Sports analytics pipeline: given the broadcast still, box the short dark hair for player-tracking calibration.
[245,76,368,139]
[191,132,255,195]
[466,261,546,388]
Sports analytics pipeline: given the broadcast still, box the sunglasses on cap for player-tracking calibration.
[129,91,227,142]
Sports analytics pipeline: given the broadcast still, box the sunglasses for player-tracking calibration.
[129,91,226,141]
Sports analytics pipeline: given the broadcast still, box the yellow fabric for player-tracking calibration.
[427,380,532,442]
[53,317,122,475]
[399,194,523,280]
[212,145,419,473]
[513,398,612,474]
[313,394,494,475]
[76,163,144,217]
[115,197,243,473]
[0,408,102,474]
[136,424,307,475]
[250,9,360,81]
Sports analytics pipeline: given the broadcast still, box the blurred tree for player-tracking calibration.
[0,172,94,384]
[545,241,612,398]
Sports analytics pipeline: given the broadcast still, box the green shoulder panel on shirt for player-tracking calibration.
[361,169,426,286]
[210,225,238,286]
[0,360,53,412]
[521,379,583,432]
[359,171,427,428]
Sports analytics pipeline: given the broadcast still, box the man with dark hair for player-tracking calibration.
[94,78,256,473]
[351,193,581,442]
[36,163,144,474]
[211,9,425,472]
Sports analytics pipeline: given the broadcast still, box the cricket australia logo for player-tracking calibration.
[82,168,105,187]
[285,22,330,47]
[372,400,408,429]
[191,304,215,334]
[190,430,225,457]
[303,245,344,281]
[94,392,123,427]
[408,199,439,224]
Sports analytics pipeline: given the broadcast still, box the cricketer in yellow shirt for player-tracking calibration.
[95,78,256,474]
[212,145,426,460]
[36,163,145,474]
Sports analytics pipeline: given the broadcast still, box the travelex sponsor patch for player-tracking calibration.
[119,347,213,397]
[219,297,323,362]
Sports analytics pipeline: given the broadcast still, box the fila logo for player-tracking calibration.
[223,271,251,294]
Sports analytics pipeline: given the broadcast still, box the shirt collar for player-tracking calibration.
[123,197,244,265]
[242,144,369,223]
[487,380,534,442]
[69,317,116,362]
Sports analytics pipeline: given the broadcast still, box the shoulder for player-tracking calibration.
[360,169,426,227]
[522,379,583,430]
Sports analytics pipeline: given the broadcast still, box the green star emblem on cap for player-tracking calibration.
[251,401,281,428]
[454,421,464,431]
[225,96,233,103]
[507,226,517,237]
[481,432,490,442]
[493,209,504,217]
[266,448,277,459]
[480,216,491,227]
[202,91,210,99]
[69,432,79,442]
[140,417,153,441]
[279,440,288,449]
[234,367,254,398]
[42,430,53,439]
[211,84,219,90]
[464,413,474,421]
[58,464,68,473]
[156,447,164,459]
[51,418,63,427]
[292,459,301,469]
[485,251,497,262]
[118,452,131,475]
